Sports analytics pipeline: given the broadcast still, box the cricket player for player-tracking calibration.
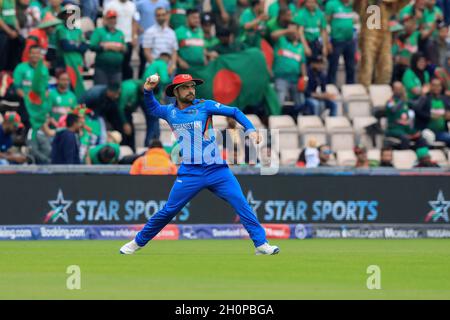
[120,74,279,255]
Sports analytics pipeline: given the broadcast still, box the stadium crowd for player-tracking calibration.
[0,0,449,171]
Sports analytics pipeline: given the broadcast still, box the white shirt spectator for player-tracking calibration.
[104,0,139,43]
[142,23,178,59]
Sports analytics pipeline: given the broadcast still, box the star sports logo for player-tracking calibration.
[234,191,260,223]
[425,190,450,223]
[43,189,72,223]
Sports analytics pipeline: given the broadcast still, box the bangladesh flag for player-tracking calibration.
[25,59,51,139]
[64,52,85,100]
[188,48,281,115]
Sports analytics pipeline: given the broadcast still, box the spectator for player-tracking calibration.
[436,23,450,71]
[48,71,78,121]
[0,0,24,72]
[41,0,63,20]
[21,15,61,63]
[51,113,84,164]
[117,79,142,148]
[13,45,43,129]
[413,78,450,146]
[392,15,420,83]
[221,117,257,165]
[434,54,450,97]
[317,144,333,167]
[55,5,88,97]
[85,142,120,164]
[354,144,373,168]
[272,22,307,118]
[325,0,356,84]
[402,52,431,102]
[142,52,171,101]
[176,8,207,70]
[201,12,219,50]
[90,9,126,85]
[170,0,196,31]
[415,146,440,167]
[105,0,140,80]
[209,27,247,55]
[267,5,295,46]
[385,81,427,150]
[303,138,320,168]
[239,0,268,47]
[80,0,99,22]
[26,117,54,164]
[142,7,178,75]
[420,0,443,63]
[296,0,328,58]
[17,0,40,38]
[305,54,338,116]
[211,0,239,35]
[136,0,171,77]
[437,0,450,25]
[130,139,177,175]
[0,112,27,165]
[268,0,298,19]
[379,147,394,167]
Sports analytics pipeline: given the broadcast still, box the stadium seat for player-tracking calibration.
[325,84,342,100]
[346,101,372,119]
[134,128,146,149]
[353,116,382,148]
[367,149,381,163]
[136,147,147,155]
[245,114,265,129]
[369,84,392,108]
[330,132,355,151]
[132,110,146,127]
[325,116,353,132]
[212,115,228,130]
[0,113,3,124]
[280,148,301,166]
[336,150,357,166]
[119,146,134,159]
[297,115,325,132]
[269,115,299,149]
[429,150,448,168]
[393,150,417,169]
[341,84,369,102]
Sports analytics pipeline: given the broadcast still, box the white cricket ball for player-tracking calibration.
[150,74,159,83]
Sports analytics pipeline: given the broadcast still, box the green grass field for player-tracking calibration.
[1,239,450,300]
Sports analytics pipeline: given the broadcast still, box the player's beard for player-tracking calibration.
[179,93,195,104]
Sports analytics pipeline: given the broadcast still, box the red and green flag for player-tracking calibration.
[188,48,281,115]
[64,52,85,99]
[25,59,51,139]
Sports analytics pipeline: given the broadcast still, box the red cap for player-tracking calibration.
[165,74,204,97]
[105,9,118,18]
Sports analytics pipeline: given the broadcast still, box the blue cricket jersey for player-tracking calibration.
[143,89,256,171]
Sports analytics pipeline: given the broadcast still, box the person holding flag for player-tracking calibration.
[120,73,280,256]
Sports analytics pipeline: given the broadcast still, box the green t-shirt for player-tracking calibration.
[204,35,220,50]
[176,25,205,66]
[428,98,446,133]
[210,39,247,55]
[90,27,126,70]
[325,0,354,42]
[239,8,267,47]
[48,88,78,121]
[142,58,170,100]
[169,0,196,30]
[273,36,306,82]
[268,1,298,19]
[394,31,419,61]
[118,79,141,123]
[80,115,103,148]
[211,0,237,14]
[0,0,17,27]
[55,24,85,66]
[13,62,36,94]
[402,68,430,101]
[295,7,327,42]
[386,97,414,136]
[423,5,443,39]
[399,4,426,25]
[88,143,120,164]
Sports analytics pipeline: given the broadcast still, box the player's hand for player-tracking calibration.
[144,73,160,91]
[249,131,262,145]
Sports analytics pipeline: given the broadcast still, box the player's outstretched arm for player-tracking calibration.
[143,75,168,119]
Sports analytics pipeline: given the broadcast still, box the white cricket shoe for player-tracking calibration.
[255,243,280,255]
[119,239,141,255]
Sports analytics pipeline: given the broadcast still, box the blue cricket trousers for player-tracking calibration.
[135,164,268,247]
